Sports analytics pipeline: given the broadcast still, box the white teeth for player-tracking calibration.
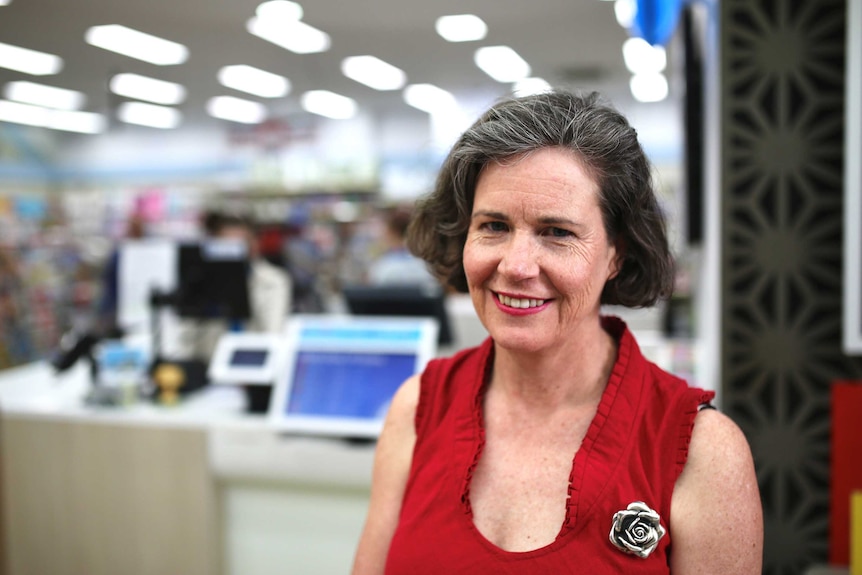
[498,294,545,308]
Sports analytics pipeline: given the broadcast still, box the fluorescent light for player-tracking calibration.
[474,45,531,83]
[117,101,182,129]
[218,65,290,98]
[0,100,47,127]
[512,77,552,97]
[109,73,186,105]
[630,72,668,103]
[622,37,667,74]
[207,96,267,124]
[256,0,303,20]
[0,42,63,75]
[615,0,636,29]
[85,25,188,65]
[0,100,105,133]
[247,16,330,54]
[435,14,487,42]
[48,109,106,134]
[0,1,13,6]
[403,83,457,114]
[300,90,357,120]
[4,81,85,110]
[341,56,406,91]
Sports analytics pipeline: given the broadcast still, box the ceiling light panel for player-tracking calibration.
[85,25,189,65]
[341,56,406,91]
[512,77,552,97]
[403,83,457,114]
[255,0,303,20]
[630,72,668,103]
[247,17,330,54]
[0,100,105,133]
[218,65,290,98]
[0,1,13,6]
[110,73,186,105]
[435,14,488,42]
[622,37,666,74]
[0,42,63,75]
[4,81,85,110]
[300,90,357,120]
[117,101,182,129]
[207,96,267,124]
[474,45,531,82]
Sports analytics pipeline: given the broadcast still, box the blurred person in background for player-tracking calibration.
[368,206,439,289]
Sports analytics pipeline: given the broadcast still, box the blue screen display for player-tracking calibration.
[230,349,269,366]
[286,351,417,419]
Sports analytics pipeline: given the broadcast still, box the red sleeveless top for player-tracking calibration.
[384,317,714,574]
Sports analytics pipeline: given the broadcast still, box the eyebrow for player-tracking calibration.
[472,210,582,228]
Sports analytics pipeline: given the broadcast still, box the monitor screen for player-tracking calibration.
[286,350,417,419]
[230,348,269,367]
[342,284,453,346]
[268,315,438,438]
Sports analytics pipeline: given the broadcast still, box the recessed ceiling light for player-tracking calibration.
[435,14,488,42]
[255,0,303,20]
[622,37,666,74]
[49,109,107,134]
[512,77,552,97]
[403,83,457,114]
[614,0,636,29]
[218,65,290,98]
[110,73,186,105]
[117,101,182,129]
[85,25,188,65]
[4,81,85,110]
[0,1,13,6]
[341,56,406,91]
[474,46,531,83]
[301,90,357,120]
[630,72,668,103]
[0,42,63,75]
[207,96,268,124]
[247,16,330,54]
[0,100,105,133]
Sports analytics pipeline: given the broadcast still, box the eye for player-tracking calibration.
[481,221,509,232]
[546,226,574,238]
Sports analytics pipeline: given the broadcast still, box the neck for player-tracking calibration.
[489,323,618,410]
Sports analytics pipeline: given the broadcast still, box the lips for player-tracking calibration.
[496,293,548,309]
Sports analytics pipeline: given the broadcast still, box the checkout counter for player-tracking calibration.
[0,297,694,575]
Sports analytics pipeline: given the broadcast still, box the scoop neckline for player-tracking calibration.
[459,316,635,559]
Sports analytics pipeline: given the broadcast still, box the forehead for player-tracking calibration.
[473,147,601,214]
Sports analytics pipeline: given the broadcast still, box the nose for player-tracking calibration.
[497,232,539,280]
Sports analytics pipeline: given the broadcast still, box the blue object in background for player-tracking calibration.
[632,0,685,46]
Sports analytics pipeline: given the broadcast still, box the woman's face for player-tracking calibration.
[463,147,620,353]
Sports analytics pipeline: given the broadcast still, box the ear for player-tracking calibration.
[607,238,625,281]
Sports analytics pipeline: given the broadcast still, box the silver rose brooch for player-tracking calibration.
[608,501,666,558]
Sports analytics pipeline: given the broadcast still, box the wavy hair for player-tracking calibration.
[406,89,674,307]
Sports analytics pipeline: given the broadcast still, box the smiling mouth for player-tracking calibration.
[496,293,548,309]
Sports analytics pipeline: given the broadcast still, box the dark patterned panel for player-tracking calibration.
[721,0,862,573]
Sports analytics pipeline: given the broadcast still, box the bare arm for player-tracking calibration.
[351,374,420,575]
[670,408,763,574]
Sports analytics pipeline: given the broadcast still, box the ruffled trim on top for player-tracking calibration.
[564,316,632,529]
[675,388,716,478]
[461,339,495,515]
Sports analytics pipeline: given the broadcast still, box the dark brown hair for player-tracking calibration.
[406,89,674,307]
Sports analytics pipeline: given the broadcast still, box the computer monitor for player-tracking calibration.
[342,284,454,346]
[174,239,251,321]
[268,315,438,438]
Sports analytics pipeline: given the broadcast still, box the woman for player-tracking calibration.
[352,90,762,573]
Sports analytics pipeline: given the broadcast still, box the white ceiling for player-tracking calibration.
[0,0,675,132]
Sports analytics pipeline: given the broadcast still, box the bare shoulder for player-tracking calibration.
[670,408,763,574]
[351,374,421,575]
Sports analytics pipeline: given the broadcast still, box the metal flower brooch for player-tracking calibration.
[608,501,666,558]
